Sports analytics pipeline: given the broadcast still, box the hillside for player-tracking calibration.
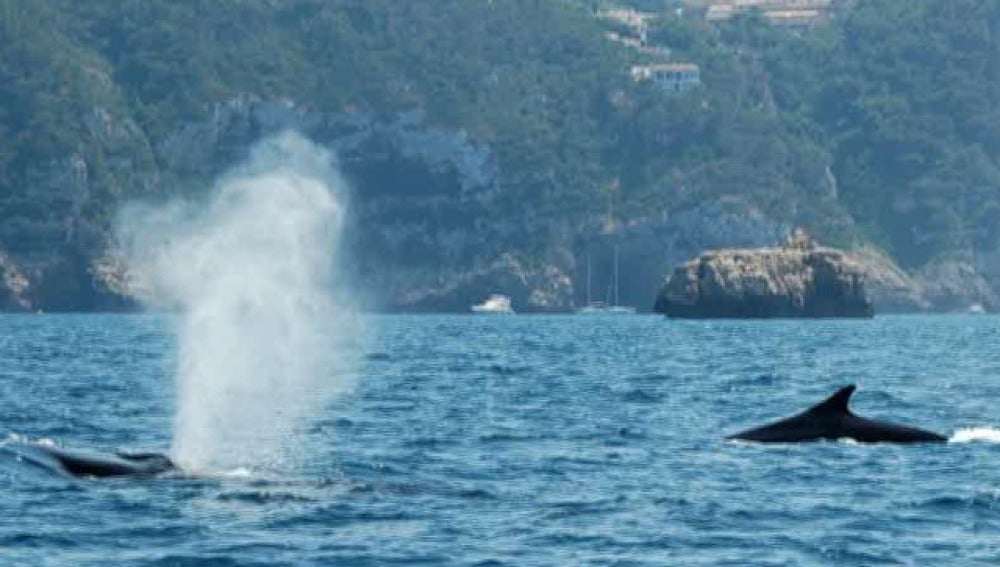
[0,0,998,312]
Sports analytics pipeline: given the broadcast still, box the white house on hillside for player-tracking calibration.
[631,63,701,92]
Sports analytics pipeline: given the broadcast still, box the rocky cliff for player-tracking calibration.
[654,236,874,318]
[4,1,1000,314]
[2,92,998,315]
[852,249,999,314]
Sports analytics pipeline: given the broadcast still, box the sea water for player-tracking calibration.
[1,314,1000,565]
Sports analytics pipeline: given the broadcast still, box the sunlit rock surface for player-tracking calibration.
[654,234,873,318]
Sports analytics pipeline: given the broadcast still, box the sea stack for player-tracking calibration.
[653,230,873,318]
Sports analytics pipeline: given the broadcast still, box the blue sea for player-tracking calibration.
[2,314,1000,565]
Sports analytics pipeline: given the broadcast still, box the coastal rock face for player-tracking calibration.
[849,248,930,312]
[159,98,511,313]
[582,197,792,311]
[654,243,873,318]
[852,249,999,313]
[391,253,574,313]
[918,258,999,313]
[0,89,158,312]
[0,252,32,312]
[6,93,1000,314]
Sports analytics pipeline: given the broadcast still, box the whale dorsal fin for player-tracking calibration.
[805,385,856,416]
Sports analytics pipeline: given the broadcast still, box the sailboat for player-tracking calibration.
[576,244,636,315]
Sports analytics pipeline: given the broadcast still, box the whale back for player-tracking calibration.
[2,442,175,478]
[728,384,946,444]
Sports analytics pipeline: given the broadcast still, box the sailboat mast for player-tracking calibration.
[613,244,620,306]
[586,252,592,305]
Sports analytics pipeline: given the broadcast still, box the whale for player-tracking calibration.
[1,441,176,478]
[727,384,947,443]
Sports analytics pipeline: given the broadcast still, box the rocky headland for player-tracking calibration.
[654,233,874,318]
[0,95,996,315]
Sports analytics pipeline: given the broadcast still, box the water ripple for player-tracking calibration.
[2,314,1000,565]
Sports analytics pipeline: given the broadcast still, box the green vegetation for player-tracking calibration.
[622,0,1000,265]
[815,1,1000,265]
[1,0,999,278]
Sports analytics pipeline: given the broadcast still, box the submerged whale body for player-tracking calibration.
[727,385,947,443]
[2,441,176,478]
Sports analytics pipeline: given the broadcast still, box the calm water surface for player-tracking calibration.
[2,314,1000,565]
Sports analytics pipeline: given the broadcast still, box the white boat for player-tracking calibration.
[471,294,515,314]
[576,244,635,315]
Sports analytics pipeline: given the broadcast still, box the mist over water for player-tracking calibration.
[117,131,359,472]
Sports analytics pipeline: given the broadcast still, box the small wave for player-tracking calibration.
[485,364,528,376]
[222,467,254,478]
[215,490,315,504]
[402,436,453,448]
[455,487,498,500]
[730,373,779,386]
[183,466,255,480]
[3,433,56,447]
[620,389,663,404]
[949,427,1000,443]
[478,432,543,443]
[911,491,1000,512]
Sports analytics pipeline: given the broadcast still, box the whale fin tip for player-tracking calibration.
[806,384,856,416]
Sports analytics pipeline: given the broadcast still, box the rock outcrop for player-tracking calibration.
[851,248,999,313]
[849,247,930,312]
[917,258,1000,313]
[654,233,873,318]
[579,196,793,312]
[0,252,32,312]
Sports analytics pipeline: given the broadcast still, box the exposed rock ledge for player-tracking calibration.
[0,252,32,312]
[653,235,873,318]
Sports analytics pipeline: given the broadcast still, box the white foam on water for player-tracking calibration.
[117,131,360,473]
[217,467,254,479]
[949,427,1000,443]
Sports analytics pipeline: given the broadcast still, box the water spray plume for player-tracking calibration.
[118,131,359,473]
